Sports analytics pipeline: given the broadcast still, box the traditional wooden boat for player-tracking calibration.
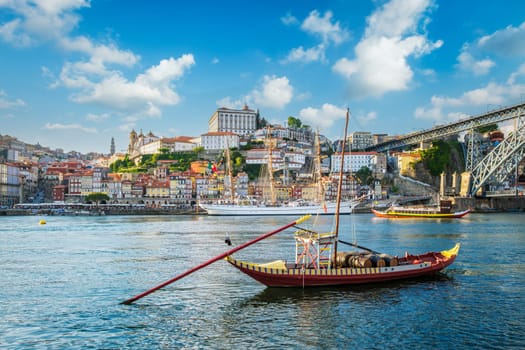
[371,200,470,219]
[225,241,460,287]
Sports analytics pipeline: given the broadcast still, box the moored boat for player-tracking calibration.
[199,199,362,216]
[371,200,470,219]
[225,243,460,287]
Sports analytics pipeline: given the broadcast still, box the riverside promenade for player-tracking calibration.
[2,196,524,216]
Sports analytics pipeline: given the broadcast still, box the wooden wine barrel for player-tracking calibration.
[335,252,348,267]
[348,255,372,268]
[369,254,386,267]
[379,253,399,267]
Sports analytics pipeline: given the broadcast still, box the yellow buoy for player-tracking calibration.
[39,220,46,225]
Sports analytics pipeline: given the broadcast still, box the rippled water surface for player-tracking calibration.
[1,213,524,349]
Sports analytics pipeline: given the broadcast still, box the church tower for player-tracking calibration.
[128,129,138,154]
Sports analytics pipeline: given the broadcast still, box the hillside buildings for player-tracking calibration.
[1,103,414,209]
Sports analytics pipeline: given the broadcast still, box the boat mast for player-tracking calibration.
[225,139,235,202]
[314,129,324,203]
[266,126,277,204]
[333,108,350,256]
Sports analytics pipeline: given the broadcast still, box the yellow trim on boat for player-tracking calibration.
[258,260,288,270]
[225,256,288,271]
[441,243,461,258]
[295,214,312,225]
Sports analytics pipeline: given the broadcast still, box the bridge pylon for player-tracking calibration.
[468,112,525,196]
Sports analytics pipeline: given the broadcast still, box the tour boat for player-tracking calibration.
[371,200,470,219]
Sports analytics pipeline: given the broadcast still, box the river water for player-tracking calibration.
[1,213,524,349]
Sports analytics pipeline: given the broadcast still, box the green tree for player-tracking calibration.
[244,164,262,180]
[256,114,268,129]
[420,140,451,176]
[85,192,110,205]
[355,166,373,185]
[287,116,302,128]
[193,146,205,158]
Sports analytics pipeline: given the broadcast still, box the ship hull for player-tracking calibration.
[371,208,470,219]
[200,201,359,216]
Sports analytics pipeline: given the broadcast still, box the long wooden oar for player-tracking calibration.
[120,215,311,305]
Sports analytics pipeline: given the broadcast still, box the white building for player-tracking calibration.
[245,149,305,170]
[331,152,379,173]
[200,132,240,151]
[0,162,20,207]
[141,136,197,155]
[208,105,257,136]
[253,125,313,143]
[348,132,374,150]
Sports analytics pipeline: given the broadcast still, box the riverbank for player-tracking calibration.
[454,196,525,213]
[2,196,523,216]
[0,207,205,216]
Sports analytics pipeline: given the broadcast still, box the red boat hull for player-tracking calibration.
[226,244,459,287]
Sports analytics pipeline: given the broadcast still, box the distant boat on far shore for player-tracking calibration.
[371,200,470,219]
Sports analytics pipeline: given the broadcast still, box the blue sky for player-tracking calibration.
[1,0,524,154]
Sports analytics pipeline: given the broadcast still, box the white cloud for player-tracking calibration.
[212,57,219,64]
[86,113,110,122]
[250,75,293,109]
[333,0,441,98]
[301,10,349,45]
[71,54,195,111]
[216,97,245,109]
[414,81,525,122]
[298,103,347,129]
[477,21,525,57]
[0,0,89,46]
[456,50,495,76]
[365,0,431,38]
[283,10,349,64]
[359,111,377,123]
[44,122,97,133]
[281,44,326,64]
[118,122,136,132]
[455,22,525,77]
[508,63,525,85]
[1,113,15,119]
[281,13,298,26]
[0,90,26,108]
[59,36,140,69]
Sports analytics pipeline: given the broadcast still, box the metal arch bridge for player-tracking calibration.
[364,102,525,196]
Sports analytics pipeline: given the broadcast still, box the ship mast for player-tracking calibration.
[266,126,277,204]
[333,108,350,256]
[314,129,324,203]
[225,140,235,202]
